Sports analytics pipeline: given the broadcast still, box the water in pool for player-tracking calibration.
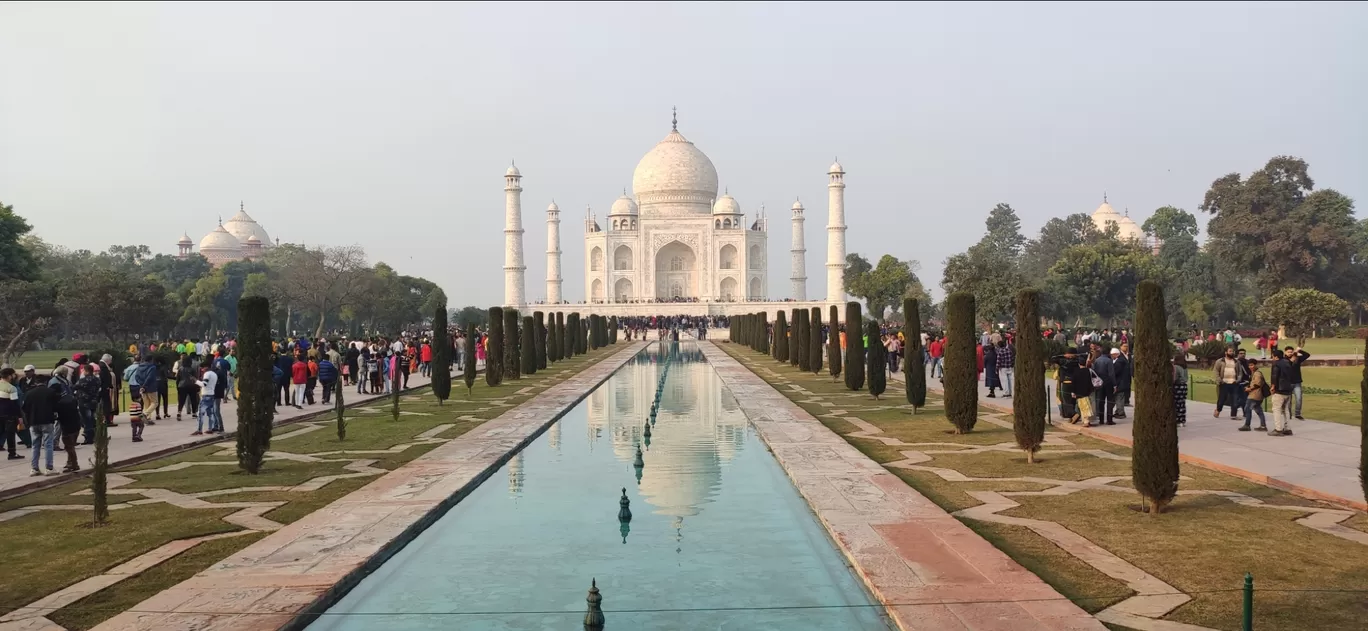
[309,341,890,630]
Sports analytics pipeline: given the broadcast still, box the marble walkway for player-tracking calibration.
[0,372,440,497]
[895,369,1366,510]
[74,342,645,631]
[700,342,1107,631]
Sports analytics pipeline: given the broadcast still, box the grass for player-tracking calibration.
[1296,338,1368,356]
[0,342,623,628]
[1187,365,1362,426]
[719,342,1368,631]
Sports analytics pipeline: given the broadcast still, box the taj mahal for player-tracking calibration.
[505,111,847,318]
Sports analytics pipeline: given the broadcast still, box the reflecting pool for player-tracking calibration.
[310,342,890,630]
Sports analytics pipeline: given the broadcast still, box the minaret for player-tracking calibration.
[826,159,847,302]
[503,162,525,308]
[790,199,807,300]
[546,201,563,304]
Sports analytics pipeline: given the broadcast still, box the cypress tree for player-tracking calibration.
[796,308,811,371]
[904,298,926,411]
[335,374,346,440]
[789,309,801,367]
[557,312,567,360]
[1132,280,1179,514]
[844,302,865,391]
[550,312,562,362]
[867,320,887,399]
[609,316,618,344]
[580,316,589,354]
[487,307,504,386]
[504,309,521,379]
[432,304,452,405]
[1362,338,1367,505]
[463,325,477,397]
[829,305,842,381]
[782,310,793,361]
[1013,290,1045,462]
[761,312,770,354]
[810,307,823,375]
[92,399,109,526]
[534,311,547,369]
[390,363,401,422]
[945,291,977,434]
[236,296,274,474]
[521,316,536,375]
[563,313,575,358]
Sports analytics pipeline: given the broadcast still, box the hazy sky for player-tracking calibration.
[3,2,1365,306]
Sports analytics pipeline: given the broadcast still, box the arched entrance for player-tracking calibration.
[615,278,634,302]
[591,279,604,302]
[719,277,738,301]
[748,276,762,298]
[654,240,697,300]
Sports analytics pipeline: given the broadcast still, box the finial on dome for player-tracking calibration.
[218,215,222,225]
[671,106,677,131]
[1103,191,1108,203]
[240,201,244,212]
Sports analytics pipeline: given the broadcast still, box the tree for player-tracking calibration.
[844,302,865,391]
[534,312,548,369]
[904,298,926,411]
[941,205,1027,323]
[180,270,229,334]
[504,309,521,380]
[1132,280,1179,514]
[487,307,504,386]
[1258,288,1350,346]
[944,292,978,434]
[454,306,490,330]
[775,311,788,362]
[463,324,477,397]
[1020,214,1101,281]
[0,201,39,282]
[335,373,346,440]
[0,280,57,366]
[796,309,810,372]
[829,305,842,381]
[809,307,823,375]
[565,313,578,357]
[521,316,536,375]
[279,245,369,338]
[548,313,560,363]
[236,296,275,474]
[1013,289,1046,462]
[847,253,921,319]
[91,398,109,526]
[789,309,800,367]
[1201,156,1357,293]
[1044,239,1156,324]
[431,304,452,405]
[608,316,618,344]
[1141,206,1200,243]
[557,312,567,359]
[1361,339,1367,507]
[982,203,1027,257]
[866,321,886,399]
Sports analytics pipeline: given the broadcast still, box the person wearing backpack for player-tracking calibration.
[1239,358,1269,433]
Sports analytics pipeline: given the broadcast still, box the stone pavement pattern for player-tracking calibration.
[900,368,1366,510]
[74,343,645,631]
[700,342,1108,631]
[0,373,437,495]
[734,348,1367,631]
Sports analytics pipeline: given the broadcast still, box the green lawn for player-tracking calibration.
[0,344,620,630]
[1188,365,1361,426]
[1295,338,1367,356]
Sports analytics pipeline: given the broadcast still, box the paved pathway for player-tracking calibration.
[0,372,441,496]
[86,343,645,631]
[702,342,1106,631]
[893,368,1366,510]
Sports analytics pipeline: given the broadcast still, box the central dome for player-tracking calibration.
[631,126,718,213]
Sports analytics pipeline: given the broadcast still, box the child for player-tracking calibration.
[128,392,145,442]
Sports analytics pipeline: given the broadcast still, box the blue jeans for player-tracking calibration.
[80,405,96,442]
[197,398,215,432]
[1216,383,1241,417]
[1243,398,1266,428]
[931,357,944,378]
[30,422,56,471]
[1292,384,1303,416]
[211,398,224,432]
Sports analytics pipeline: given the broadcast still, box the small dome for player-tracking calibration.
[199,225,242,254]
[712,193,741,215]
[547,201,560,212]
[828,160,844,174]
[791,199,804,212]
[609,193,638,216]
[1115,214,1144,241]
[178,233,193,245]
[506,163,521,177]
[245,235,261,244]
[1090,199,1124,234]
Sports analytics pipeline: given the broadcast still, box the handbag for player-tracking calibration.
[1089,369,1103,388]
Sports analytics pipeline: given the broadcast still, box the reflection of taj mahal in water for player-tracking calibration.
[586,347,747,519]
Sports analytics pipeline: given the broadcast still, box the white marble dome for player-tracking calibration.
[198,225,242,265]
[506,163,521,177]
[829,160,844,174]
[609,193,638,216]
[632,127,718,212]
[223,209,272,247]
[712,192,741,215]
[791,199,804,213]
[1115,213,1144,241]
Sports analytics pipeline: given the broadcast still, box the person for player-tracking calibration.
[1234,348,1251,415]
[1283,345,1311,420]
[1212,347,1241,420]
[1269,348,1297,436]
[1256,332,1269,359]
[996,338,1015,398]
[1172,352,1189,427]
[22,375,57,475]
[1111,345,1131,419]
[1239,358,1269,432]
[192,366,217,436]
[176,352,199,420]
[155,355,171,420]
[75,363,102,444]
[306,353,319,405]
[225,349,238,401]
[98,354,119,428]
[885,333,901,373]
[132,355,160,427]
[291,354,308,409]
[210,352,230,432]
[276,351,295,407]
[1054,348,1093,425]
[983,341,1000,397]
[1091,348,1115,426]
[0,368,23,460]
[420,340,433,377]
[53,367,82,472]
[928,335,944,379]
[318,355,338,405]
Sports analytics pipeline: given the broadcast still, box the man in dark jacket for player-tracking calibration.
[21,379,58,475]
[0,368,23,459]
[318,358,338,405]
[1284,346,1311,420]
[1269,349,1298,436]
[1111,346,1132,419]
[132,356,160,427]
[98,354,118,428]
[1090,351,1115,426]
